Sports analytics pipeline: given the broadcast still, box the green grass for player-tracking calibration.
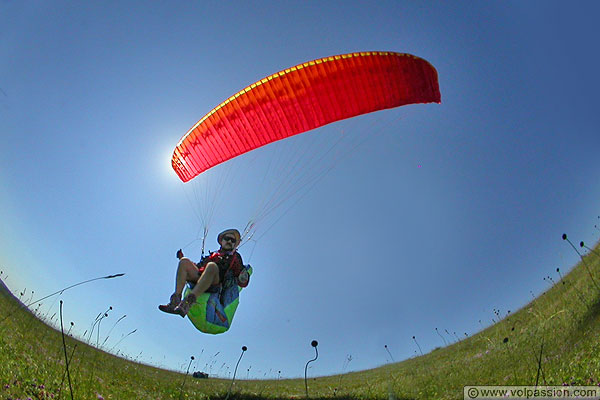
[1,241,599,399]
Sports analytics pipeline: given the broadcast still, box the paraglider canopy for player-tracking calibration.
[172,51,440,182]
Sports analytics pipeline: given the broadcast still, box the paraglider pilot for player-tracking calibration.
[159,228,249,318]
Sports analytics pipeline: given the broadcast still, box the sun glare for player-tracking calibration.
[156,140,180,186]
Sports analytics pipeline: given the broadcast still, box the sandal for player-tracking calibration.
[158,293,181,314]
[174,293,197,318]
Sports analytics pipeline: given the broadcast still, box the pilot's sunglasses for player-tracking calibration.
[223,236,237,243]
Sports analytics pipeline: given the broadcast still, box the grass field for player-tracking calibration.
[1,239,599,399]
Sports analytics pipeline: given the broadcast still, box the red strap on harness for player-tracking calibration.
[224,251,239,280]
[203,251,239,286]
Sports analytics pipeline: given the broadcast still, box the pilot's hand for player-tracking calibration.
[238,270,249,285]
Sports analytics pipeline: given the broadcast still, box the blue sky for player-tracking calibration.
[1,1,599,379]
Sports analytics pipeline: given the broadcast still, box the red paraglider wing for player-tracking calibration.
[172,51,441,182]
